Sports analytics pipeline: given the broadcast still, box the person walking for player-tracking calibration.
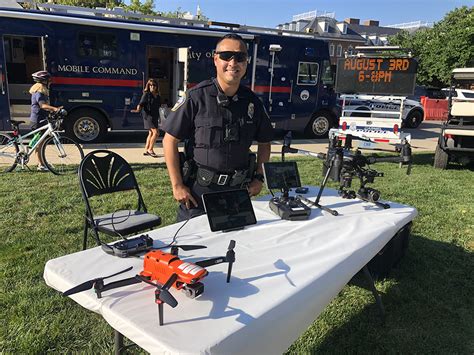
[162,33,273,221]
[132,78,161,157]
[29,71,62,171]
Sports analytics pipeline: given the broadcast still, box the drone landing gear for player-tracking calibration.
[298,157,339,216]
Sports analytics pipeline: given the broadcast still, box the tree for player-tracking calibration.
[389,6,474,87]
[123,0,157,16]
[51,0,122,8]
[50,0,207,20]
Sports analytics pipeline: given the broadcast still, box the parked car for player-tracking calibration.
[339,94,425,128]
[408,85,446,102]
[434,68,474,169]
[441,88,474,101]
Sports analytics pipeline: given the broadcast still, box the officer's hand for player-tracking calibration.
[173,183,198,209]
[247,179,263,197]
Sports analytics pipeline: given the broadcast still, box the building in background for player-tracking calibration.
[277,11,406,72]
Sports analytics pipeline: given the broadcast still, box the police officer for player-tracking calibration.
[162,33,273,221]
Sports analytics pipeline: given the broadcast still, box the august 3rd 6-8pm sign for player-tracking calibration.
[335,57,418,96]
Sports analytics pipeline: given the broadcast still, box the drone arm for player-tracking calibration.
[282,146,326,160]
[367,155,402,164]
[195,257,226,268]
[367,154,412,175]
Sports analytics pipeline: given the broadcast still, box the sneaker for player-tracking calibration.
[37,165,48,172]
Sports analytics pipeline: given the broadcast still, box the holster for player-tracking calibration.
[179,152,197,185]
[243,153,257,187]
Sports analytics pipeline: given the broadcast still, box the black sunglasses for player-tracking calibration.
[215,51,248,63]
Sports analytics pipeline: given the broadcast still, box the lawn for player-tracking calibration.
[0,153,473,353]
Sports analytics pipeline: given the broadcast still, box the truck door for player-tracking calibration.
[3,35,46,128]
[293,59,321,118]
[146,46,189,110]
[175,47,188,102]
[266,44,293,119]
[0,36,9,130]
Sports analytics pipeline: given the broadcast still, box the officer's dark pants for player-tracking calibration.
[176,180,243,222]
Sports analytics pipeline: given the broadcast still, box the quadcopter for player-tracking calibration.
[63,241,236,325]
[281,132,412,214]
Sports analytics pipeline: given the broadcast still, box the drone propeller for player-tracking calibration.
[135,274,178,308]
[63,266,133,297]
[226,240,236,283]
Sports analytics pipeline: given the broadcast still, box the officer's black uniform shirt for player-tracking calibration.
[163,80,274,172]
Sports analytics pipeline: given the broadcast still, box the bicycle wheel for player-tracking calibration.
[0,133,18,173]
[41,135,84,175]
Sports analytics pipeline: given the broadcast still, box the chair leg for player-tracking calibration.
[83,219,89,251]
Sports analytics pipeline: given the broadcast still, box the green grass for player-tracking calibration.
[1,154,473,354]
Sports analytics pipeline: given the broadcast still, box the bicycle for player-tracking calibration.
[0,109,84,175]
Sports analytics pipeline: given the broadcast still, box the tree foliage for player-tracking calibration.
[123,0,156,15]
[49,0,122,8]
[389,6,474,87]
[50,0,207,20]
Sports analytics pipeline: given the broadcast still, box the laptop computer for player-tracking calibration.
[202,189,257,232]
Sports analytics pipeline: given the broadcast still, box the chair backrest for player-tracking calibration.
[79,150,139,198]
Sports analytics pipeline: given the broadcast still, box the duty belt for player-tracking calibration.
[196,166,248,187]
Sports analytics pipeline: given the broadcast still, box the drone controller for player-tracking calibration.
[101,234,154,257]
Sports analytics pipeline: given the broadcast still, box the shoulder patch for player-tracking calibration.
[171,93,187,112]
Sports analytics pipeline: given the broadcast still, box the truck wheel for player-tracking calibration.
[433,144,448,169]
[305,113,332,138]
[406,110,423,128]
[66,109,107,143]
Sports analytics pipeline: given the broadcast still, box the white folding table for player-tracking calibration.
[44,187,417,354]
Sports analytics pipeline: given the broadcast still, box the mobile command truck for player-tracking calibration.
[0,4,338,143]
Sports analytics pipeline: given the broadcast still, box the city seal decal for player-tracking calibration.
[300,90,310,101]
[172,93,187,112]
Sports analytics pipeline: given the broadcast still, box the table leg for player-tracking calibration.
[362,265,385,320]
[114,329,124,355]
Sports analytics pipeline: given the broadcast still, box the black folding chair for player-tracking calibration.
[78,149,162,250]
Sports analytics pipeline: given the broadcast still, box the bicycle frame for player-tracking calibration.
[14,120,62,159]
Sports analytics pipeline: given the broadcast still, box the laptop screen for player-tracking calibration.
[202,189,257,232]
[263,161,301,190]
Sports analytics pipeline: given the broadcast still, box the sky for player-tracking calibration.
[153,0,473,27]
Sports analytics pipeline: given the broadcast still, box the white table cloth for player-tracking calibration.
[44,187,417,354]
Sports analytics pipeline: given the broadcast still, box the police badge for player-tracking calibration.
[247,102,254,120]
[171,93,187,112]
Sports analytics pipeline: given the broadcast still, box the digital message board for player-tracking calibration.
[335,57,418,95]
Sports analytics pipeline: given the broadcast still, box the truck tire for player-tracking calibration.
[433,144,448,169]
[305,112,333,138]
[65,109,107,143]
[405,110,423,128]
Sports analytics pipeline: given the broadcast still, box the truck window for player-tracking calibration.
[321,60,334,85]
[78,32,118,58]
[297,62,319,85]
